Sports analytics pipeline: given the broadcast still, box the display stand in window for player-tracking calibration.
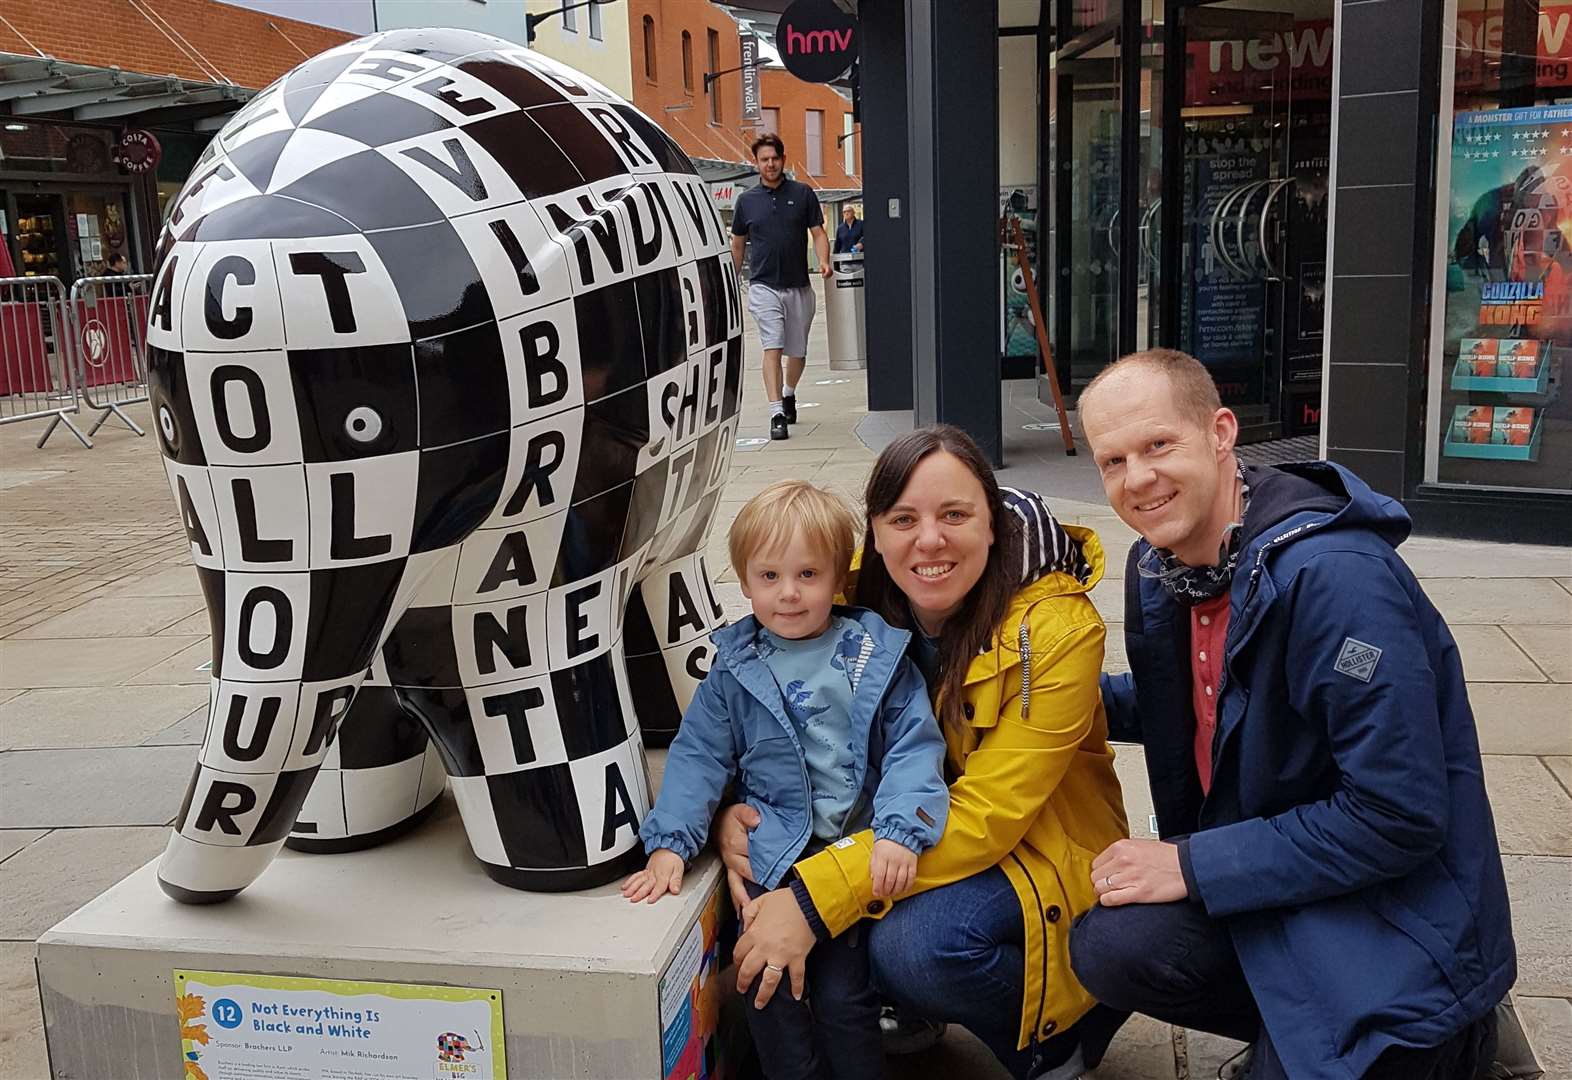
[1438,105,1570,492]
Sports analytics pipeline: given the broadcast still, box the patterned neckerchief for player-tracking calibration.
[1137,461,1252,607]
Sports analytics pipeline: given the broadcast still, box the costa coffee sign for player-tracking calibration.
[116,129,161,174]
[779,0,858,83]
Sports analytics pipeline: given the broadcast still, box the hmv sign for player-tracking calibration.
[779,0,859,83]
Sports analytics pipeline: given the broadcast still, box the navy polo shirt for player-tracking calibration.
[732,179,823,289]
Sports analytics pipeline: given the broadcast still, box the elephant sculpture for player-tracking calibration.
[146,28,742,903]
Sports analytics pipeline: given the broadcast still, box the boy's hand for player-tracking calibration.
[870,838,918,898]
[622,849,684,903]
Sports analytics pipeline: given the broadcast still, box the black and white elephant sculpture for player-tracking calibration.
[146,28,742,903]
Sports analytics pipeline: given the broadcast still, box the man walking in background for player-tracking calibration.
[835,204,865,254]
[731,133,831,441]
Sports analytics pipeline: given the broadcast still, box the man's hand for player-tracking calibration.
[820,261,833,279]
[621,849,684,903]
[734,888,816,1008]
[1091,838,1188,906]
[869,838,917,898]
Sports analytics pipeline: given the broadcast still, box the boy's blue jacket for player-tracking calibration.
[1103,461,1515,1080]
[640,606,949,889]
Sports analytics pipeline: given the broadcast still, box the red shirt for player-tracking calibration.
[1190,594,1230,796]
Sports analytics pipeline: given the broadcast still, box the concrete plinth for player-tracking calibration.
[36,795,724,1080]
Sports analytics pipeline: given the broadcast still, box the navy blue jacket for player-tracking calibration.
[641,607,948,889]
[1103,462,1515,1079]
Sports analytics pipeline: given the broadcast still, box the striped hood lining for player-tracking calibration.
[1002,486,1092,587]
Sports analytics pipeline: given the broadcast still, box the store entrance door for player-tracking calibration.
[1165,0,1333,441]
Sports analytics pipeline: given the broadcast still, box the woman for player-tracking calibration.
[718,425,1130,1079]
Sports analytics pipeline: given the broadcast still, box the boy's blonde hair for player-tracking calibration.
[728,481,858,583]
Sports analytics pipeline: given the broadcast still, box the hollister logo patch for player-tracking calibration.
[1334,637,1382,682]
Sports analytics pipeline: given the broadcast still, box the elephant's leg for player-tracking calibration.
[284,547,464,853]
[417,467,653,890]
[285,646,447,853]
[622,409,736,746]
[157,559,413,903]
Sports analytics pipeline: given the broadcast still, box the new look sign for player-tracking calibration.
[779,0,858,83]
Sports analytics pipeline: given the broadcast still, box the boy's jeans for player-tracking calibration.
[740,879,882,1080]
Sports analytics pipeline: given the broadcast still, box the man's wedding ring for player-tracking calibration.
[765,963,784,974]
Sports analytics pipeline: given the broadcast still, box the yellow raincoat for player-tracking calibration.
[796,524,1129,1050]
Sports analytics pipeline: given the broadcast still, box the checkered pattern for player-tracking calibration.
[150,29,741,902]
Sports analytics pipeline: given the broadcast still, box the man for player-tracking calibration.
[731,133,831,441]
[104,252,128,274]
[834,204,864,254]
[1070,349,1515,1080]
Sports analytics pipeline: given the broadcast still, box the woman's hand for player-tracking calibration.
[733,888,816,1008]
[715,804,759,912]
[1091,838,1188,906]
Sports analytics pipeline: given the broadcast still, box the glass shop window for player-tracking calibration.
[1429,0,1572,492]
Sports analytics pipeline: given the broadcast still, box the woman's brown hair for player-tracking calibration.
[857,425,1023,728]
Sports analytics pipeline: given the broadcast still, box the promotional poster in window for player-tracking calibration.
[1442,105,1570,489]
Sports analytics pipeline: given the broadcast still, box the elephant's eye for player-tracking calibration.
[158,404,178,449]
[344,406,383,443]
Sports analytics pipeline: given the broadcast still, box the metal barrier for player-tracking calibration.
[69,274,153,439]
[0,275,90,448]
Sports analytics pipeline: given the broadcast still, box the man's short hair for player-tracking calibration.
[751,132,785,159]
[1082,348,1223,431]
[728,480,856,583]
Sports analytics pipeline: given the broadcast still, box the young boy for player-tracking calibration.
[623,480,949,1080]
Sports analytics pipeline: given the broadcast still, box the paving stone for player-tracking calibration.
[0,942,47,1080]
[0,826,168,941]
[1090,579,1123,624]
[102,565,204,598]
[156,609,211,636]
[0,635,202,689]
[1482,756,1572,856]
[1451,625,1549,682]
[0,690,21,708]
[1401,536,1572,579]
[1088,1013,1177,1080]
[1545,756,1572,797]
[1424,578,1572,626]
[1112,744,1157,839]
[1468,685,1572,755]
[1516,996,1572,1080]
[1503,625,1572,683]
[142,706,209,747]
[0,685,208,750]
[124,638,213,686]
[1182,1029,1251,1078]
[0,747,195,828]
[11,594,204,639]
[0,830,46,865]
[1503,855,1572,996]
[1104,626,1129,674]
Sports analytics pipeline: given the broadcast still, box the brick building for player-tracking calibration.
[1,0,353,280]
[626,0,859,193]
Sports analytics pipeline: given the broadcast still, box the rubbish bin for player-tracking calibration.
[825,252,866,371]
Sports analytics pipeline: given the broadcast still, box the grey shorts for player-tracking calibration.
[746,281,816,357]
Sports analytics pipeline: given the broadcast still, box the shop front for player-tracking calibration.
[1417,0,1572,533]
[1,120,142,282]
[1048,0,1333,445]
[1,54,256,283]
